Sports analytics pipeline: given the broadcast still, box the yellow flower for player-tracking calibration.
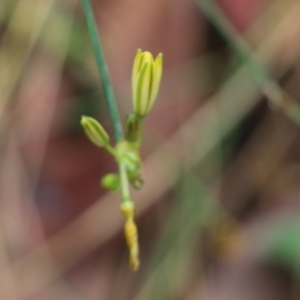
[132,49,163,118]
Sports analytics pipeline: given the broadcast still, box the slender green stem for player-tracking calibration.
[119,162,130,200]
[136,119,143,149]
[80,0,124,142]
[105,144,117,157]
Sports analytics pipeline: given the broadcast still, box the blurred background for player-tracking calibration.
[1,0,300,299]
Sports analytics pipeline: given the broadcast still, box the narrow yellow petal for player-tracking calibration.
[140,51,153,65]
[134,61,152,117]
[132,48,143,82]
[132,49,143,106]
[147,53,163,114]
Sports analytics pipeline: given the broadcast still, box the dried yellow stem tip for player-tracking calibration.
[120,200,140,270]
[124,218,140,271]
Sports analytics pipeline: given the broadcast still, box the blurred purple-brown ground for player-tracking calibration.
[2,0,300,299]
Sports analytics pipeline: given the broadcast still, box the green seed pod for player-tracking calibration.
[128,174,144,190]
[123,149,141,176]
[124,151,144,190]
[81,116,110,147]
[116,141,144,189]
[101,173,120,191]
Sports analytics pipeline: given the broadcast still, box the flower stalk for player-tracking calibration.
[79,34,163,270]
[80,0,123,142]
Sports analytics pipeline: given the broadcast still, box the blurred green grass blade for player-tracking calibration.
[265,219,300,271]
[0,0,57,119]
[136,173,215,300]
[41,10,88,64]
[195,0,270,84]
[195,0,300,126]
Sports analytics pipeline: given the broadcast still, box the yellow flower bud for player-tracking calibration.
[81,116,110,147]
[132,49,163,118]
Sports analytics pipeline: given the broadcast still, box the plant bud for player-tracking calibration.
[81,116,110,147]
[132,49,163,117]
[101,174,120,191]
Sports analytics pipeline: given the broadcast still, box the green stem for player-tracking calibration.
[80,0,124,142]
[105,144,117,157]
[119,161,130,200]
[136,119,143,149]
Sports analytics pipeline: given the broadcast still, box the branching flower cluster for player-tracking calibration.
[81,49,163,270]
